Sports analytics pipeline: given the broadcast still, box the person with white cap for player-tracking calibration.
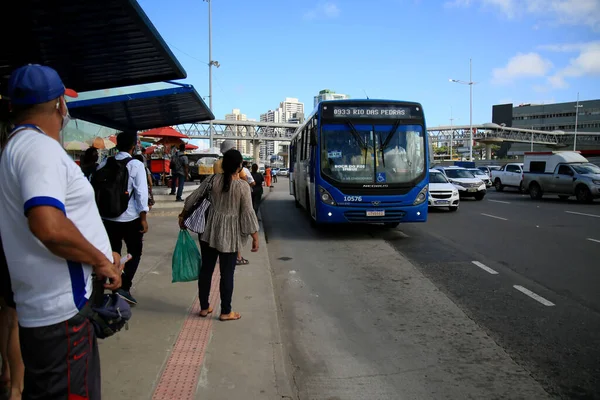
[0,64,121,399]
[214,140,254,186]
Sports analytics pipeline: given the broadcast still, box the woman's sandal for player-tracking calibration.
[199,307,213,318]
[219,312,242,321]
[236,257,250,265]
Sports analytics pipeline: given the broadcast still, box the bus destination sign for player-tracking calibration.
[323,104,421,119]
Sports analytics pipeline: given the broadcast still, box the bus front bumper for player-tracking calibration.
[315,201,428,224]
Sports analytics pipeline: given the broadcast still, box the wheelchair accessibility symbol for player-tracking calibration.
[376,172,386,183]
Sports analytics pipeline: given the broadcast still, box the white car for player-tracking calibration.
[428,169,460,211]
[434,166,487,200]
[467,168,492,187]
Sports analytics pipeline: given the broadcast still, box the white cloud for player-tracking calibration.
[545,41,600,88]
[304,2,340,20]
[492,53,553,84]
[447,0,600,30]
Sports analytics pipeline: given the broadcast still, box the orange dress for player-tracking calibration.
[265,168,272,187]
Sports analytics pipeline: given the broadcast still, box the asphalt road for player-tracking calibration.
[262,183,553,400]
[395,188,600,399]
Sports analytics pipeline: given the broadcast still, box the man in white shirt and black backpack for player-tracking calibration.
[93,131,149,305]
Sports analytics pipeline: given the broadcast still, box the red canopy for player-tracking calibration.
[185,143,198,150]
[141,126,188,139]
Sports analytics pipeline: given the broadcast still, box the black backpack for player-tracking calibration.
[91,157,133,218]
[171,152,183,172]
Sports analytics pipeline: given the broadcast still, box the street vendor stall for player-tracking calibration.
[139,127,192,186]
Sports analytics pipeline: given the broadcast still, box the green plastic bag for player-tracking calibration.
[172,230,201,283]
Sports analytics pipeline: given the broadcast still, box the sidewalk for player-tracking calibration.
[99,188,292,399]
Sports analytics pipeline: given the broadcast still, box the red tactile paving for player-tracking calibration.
[152,270,221,400]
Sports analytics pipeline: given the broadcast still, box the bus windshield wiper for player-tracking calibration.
[346,121,366,149]
[377,120,401,169]
[381,119,401,151]
[346,121,370,167]
[378,132,385,168]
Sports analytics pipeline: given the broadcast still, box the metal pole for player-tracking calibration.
[574,92,581,151]
[531,126,534,152]
[208,0,214,147]
[449,106,454,161]
[469,58,473,161]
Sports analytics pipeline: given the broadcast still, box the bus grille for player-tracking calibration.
[343,210,406,223]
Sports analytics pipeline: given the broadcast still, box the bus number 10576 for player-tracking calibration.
[344,196,363,202]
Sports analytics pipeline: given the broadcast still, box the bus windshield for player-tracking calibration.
[320,123,425,185]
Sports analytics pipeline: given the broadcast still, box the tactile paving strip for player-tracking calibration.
[152,269,221,400]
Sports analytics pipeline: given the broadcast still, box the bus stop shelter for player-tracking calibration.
[68,84,214,131]
[1,0,187,96]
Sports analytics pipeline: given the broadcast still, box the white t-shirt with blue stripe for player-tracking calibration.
[0,127,113,328]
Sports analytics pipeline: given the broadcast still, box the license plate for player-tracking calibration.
[366,210,385,217]
[436,200,449,204]
[468,188,477,192]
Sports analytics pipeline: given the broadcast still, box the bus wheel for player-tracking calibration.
[384,222,400,229]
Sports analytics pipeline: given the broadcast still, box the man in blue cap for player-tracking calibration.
[0,64,122,399]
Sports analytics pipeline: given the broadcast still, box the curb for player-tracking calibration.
[257,210,295,400]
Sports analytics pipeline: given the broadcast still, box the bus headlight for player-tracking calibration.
[318,186,337,206]
[413,186,428,205]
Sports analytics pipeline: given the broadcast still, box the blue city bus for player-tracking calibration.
[289,99,430,227]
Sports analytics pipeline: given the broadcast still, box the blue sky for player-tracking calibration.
[138,0,600,127]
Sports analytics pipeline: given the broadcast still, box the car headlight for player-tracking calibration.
[318,186,336,206]
[413,186,428,205]
[593,180,600,185]
[452,190,459,196]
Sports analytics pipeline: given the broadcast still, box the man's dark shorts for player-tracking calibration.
[19,310,101,400]
[0,236,15,308]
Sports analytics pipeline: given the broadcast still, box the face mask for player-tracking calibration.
[61,108,71,131]
[57,99,71,131]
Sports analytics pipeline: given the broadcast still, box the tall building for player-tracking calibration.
[259,110,280,160]
[224,108,253,155]
[492,99,600,155]
[314,89,350,108]
[279,98,305,123]
[258,98,305,162]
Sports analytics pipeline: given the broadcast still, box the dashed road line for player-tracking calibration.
[513,285,555,307]
[566,211,600,219]
[481,213,508,221]
[488,199,511,204]
[472,261,499,275]
[586,238,600,244]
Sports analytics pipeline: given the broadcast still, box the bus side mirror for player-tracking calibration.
[310,132,317,147]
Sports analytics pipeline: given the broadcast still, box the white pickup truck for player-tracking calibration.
[522,151,600,203]
[491,163,524,192]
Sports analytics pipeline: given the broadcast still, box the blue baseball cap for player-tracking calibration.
[8,64,78,105]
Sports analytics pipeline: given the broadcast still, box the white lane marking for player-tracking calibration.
[566,211,600,219]
[587,238,600,244]
[513,285,555,307]
[472,261,499,275]
[396,231,410,238]
[488,199,511,204]
[481,213,508,221]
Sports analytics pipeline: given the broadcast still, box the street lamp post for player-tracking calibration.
[449,106,457,161]
[450,58,476,161]
[204,0,220,147]
[573,92,583,151]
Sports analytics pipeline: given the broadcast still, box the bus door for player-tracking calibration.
[289,141,296,196]
[307,120,317,217]
[296,126,310,210]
